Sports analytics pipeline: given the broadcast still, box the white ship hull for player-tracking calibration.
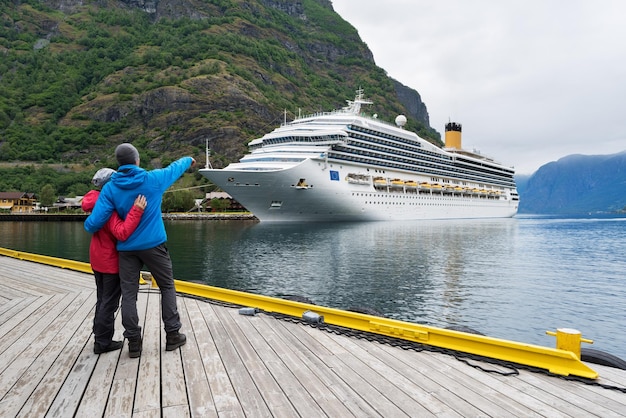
[200,159,518,222]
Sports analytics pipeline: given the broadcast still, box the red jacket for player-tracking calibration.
[81,190,144,274]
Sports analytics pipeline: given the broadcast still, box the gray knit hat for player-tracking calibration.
[115,143,139,166]
[92,168,116,188]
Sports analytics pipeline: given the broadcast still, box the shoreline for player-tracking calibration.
[0,212,258,221]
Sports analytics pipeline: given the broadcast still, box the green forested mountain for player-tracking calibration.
[0,0,438,197]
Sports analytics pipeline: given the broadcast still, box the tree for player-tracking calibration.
[209,198,230,212]
[162,189,195,212]
[40,184,56,207]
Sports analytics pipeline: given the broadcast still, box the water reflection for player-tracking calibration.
[0,221,91,262]
[164,219,519,331]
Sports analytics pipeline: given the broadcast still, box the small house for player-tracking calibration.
[0,192,37,213]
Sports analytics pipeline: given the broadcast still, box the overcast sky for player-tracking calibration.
[331,0,626,174]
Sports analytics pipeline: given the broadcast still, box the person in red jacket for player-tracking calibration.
[82,168,147,354]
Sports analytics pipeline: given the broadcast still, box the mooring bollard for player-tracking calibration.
[302,310,324,324]
[546,328,593,359]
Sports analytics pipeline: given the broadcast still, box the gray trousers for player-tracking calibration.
[118,244,182,340]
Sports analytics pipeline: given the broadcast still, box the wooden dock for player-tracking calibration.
[1,255,625,417]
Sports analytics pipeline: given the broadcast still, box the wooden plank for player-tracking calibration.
[41,315,100,417]
[104,377,138,417]
[105,287,150,417]
[259,315,384,417]
[407,341,617,418]
[0,292,85,401]
[132,410,161,418]
[232,308,355,417]
[0,279,39,300]
[0,295,23,316]
[161,302,189,412]
[387,342,527,417]
[297,322,433,417]
[0,295,55,355]
[589,363,626,387]
[213,306,300,417]
[353,335,545,417]
[181,298,222,418]
[0,296,41,331]
[133,288,162,415]
[75,307,125,416]
[162,404,192,418]
[0,286,28,302]
[331,332,468,417]
[368,338,525,417]
[493,367,626,417]
[161,297,200,417]
[578,364,626,406]
[564,381,626,417]
[11,291,95,417]
[196,301,271,417]
[0,257,93,294]
[0,275,63,298]
[294,323,415,417]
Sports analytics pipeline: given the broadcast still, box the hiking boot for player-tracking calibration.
[128,337,142,358]
[94,340,123,354]
[165,331,187,351]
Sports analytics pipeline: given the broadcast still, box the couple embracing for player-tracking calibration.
[84,143,196,358]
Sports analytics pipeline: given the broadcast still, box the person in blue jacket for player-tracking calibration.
[85,143,196,358]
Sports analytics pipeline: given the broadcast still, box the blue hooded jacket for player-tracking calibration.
[84,156,193,251]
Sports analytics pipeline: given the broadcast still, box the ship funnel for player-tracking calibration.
[445,122,462,149]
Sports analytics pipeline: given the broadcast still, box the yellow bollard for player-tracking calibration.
[546,328,593,359]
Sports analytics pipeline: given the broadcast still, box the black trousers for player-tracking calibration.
[93,270,121,348]
[118,244,182,340]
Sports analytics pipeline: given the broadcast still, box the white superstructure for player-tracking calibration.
[199,89,519,222]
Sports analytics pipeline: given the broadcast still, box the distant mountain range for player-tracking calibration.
[516,151,626,215]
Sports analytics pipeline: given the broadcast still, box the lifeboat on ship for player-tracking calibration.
[373,177,387,188]
[346,173,371,185]
[419,182,431,191]
[390,179,404,188]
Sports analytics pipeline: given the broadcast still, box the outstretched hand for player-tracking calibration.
[134,194,147,210]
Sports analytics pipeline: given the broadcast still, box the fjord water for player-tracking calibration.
[1,215,625,359]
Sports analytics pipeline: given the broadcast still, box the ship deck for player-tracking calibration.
[1,255,625,417]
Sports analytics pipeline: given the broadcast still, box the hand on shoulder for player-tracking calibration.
[134,194,147,210]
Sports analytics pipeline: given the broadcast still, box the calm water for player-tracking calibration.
[1,216,625,359]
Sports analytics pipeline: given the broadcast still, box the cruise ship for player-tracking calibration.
[199,90,519,222]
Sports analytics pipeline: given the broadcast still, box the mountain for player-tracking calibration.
[518,152,626,215]
[0,0,439,171]
[513,173,531,196]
